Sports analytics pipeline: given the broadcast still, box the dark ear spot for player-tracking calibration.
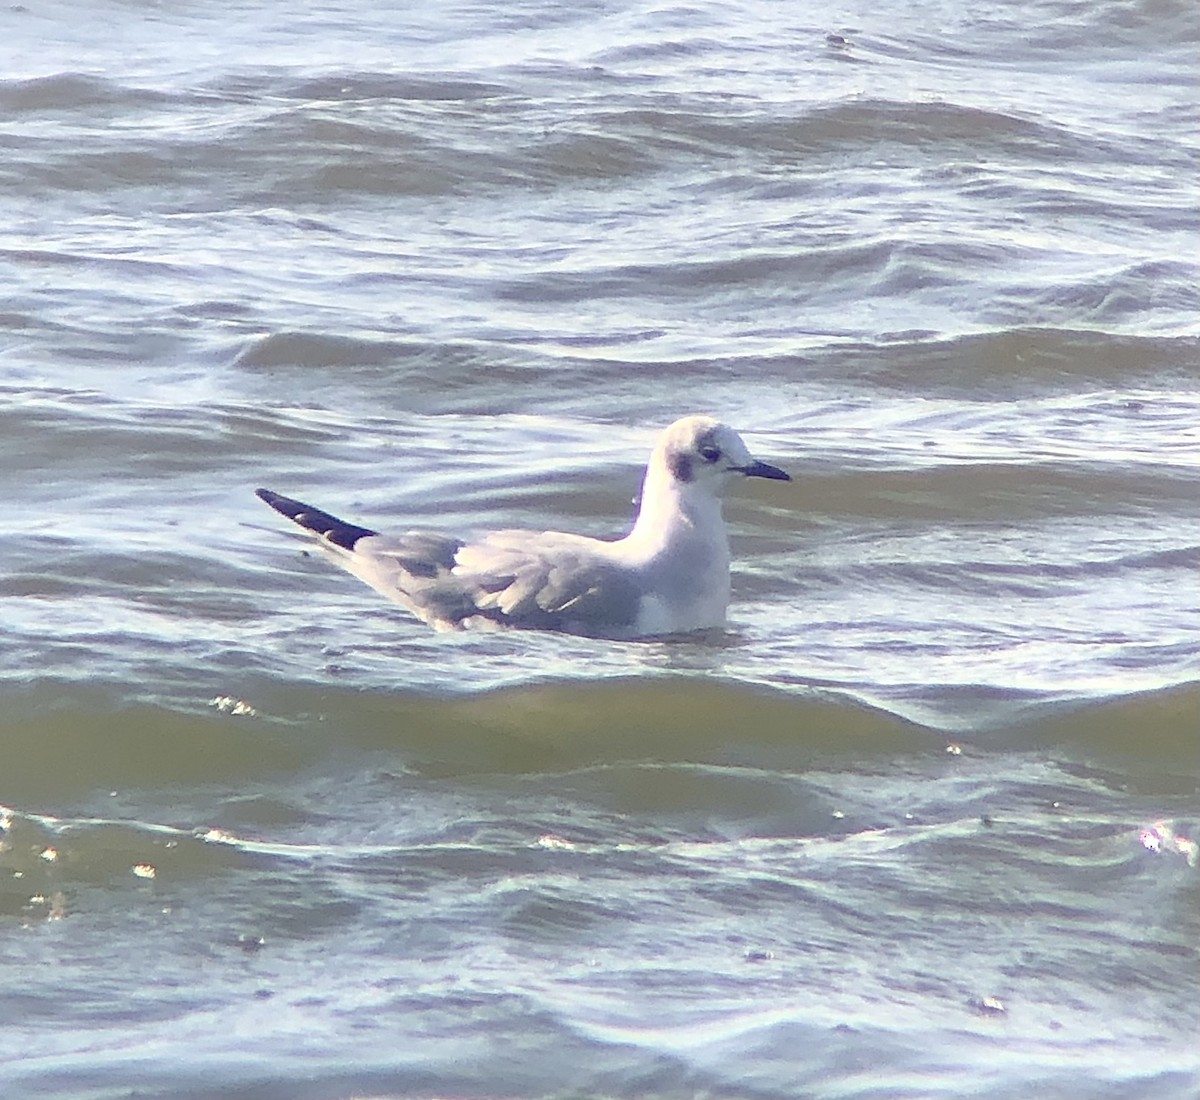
[668,451,693,483]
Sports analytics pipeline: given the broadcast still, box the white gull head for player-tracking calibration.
[619,415,791,634]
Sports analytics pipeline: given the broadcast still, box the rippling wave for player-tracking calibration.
[3,0,1198,1095]
[2,677,1195,804]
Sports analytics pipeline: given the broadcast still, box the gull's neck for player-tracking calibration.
[620,460,729,563]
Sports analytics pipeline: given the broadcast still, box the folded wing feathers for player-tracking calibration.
[279,510,641,633]
[356,533,639,631]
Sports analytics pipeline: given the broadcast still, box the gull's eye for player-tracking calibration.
[699,444,721,464]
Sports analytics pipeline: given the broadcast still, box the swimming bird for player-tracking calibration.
[255,414,789,638]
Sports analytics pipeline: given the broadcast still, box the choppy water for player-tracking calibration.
[2,0,1199,1097]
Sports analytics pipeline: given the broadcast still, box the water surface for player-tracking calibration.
[1,0,1198,1096]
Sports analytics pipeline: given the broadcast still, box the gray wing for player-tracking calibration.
[255,489,645,636]
[338,530,477,628]
[351,529,646,636]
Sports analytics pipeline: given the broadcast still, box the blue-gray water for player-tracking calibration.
[2,1,1199,1097]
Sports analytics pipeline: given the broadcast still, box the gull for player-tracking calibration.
[255,414,790,639]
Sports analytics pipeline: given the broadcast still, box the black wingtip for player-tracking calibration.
[255,488,378,551]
